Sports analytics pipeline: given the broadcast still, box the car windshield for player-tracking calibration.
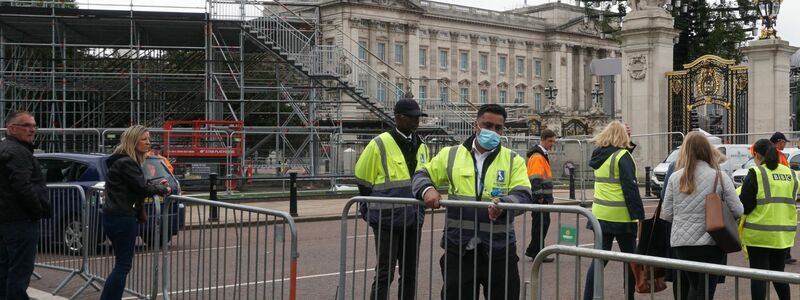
[143,157,172,181]
[664,149,680,163]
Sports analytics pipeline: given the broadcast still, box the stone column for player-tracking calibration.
[742,39,798,134]
[407,24,420,96]
[618,8,678,176]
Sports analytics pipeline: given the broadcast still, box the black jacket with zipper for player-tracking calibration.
[104,154,168,217]
[0,136,50,223]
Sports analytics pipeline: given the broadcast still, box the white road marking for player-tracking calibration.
[121,268,375,299]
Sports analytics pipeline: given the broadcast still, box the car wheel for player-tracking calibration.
[62,216,101,256]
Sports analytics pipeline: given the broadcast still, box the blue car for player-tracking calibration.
[36,153,185,255]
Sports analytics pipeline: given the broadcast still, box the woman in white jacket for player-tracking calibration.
[661,131,743,300]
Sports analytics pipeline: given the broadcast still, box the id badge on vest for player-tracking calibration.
[490,169,508,197]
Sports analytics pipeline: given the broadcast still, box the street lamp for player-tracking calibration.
[544,77,559,106]
[589,81,605,115]
[755,0,781,39]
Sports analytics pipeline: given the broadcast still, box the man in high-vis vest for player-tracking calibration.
[412,104,532,300]
[524,128,556,262]
[739,139,799,300]
[355,99,431,300]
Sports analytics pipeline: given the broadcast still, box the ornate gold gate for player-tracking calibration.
[667,55,748,145]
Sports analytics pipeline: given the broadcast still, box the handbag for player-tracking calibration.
[631,194,669,293]
[705,171,742,253]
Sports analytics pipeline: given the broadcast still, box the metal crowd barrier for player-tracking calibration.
[69,187,164,299]
[337,196,604,300]
[532,245,800,300]
[160,196,299,300]
[35,184,99,297]
[34,185,298,300]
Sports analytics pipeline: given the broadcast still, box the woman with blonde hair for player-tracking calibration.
[661,132,742,299]
[582,120,644,300]
[101,125,171,300]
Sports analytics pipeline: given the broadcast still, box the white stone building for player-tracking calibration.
[318,0,622,134]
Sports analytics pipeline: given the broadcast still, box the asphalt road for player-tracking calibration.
[28,200,800,299]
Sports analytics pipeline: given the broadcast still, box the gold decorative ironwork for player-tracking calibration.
[666,54,748,143]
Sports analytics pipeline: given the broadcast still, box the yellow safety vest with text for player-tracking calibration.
[592,149,637,223]
[742,165,799,249]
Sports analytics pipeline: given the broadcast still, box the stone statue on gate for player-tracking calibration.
[629,0,669,11]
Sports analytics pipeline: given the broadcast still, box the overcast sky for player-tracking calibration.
[84,0,800,54]
[440,0,800,51]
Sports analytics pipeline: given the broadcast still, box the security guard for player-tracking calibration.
[354,98,430,300]
[582,121,643,300]
[412,104,532,300]
[524,128,556,261]
[739,139,799,300]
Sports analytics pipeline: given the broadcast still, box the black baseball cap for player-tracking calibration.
[394,99,428,117]
[770,132,789,143]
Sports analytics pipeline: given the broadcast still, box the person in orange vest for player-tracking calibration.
[770,132,790,167]
[524,129,557,262]
[147,144,174,174]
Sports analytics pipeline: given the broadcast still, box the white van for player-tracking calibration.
[651,144,752,196]
[732,148,800,187]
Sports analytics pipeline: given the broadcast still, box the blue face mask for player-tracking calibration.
[477,128,501,150]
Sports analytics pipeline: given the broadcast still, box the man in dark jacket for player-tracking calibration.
[0,111,50,300]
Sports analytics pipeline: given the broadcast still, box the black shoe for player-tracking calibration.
[786,258,797,265]
[524,250,535,259]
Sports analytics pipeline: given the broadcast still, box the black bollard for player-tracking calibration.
[645,166,652,197]
[568,166,576,200]
[289,172,298,217]
[208,173,219,222]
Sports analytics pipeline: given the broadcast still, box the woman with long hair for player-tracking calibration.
[661,132,743,299]
[100,125,170,300]
[582,120,644,300]
[739,139,799,300]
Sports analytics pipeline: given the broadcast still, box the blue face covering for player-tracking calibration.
[477,128,501,150]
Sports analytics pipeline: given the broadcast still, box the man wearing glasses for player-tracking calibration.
[0,111,50,299]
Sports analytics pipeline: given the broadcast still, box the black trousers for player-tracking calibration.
[369,225,420,300]
[672,245,725,300]
[440,244,520,300]
[525,211,551,258]
[0,221,39,300]
[747,246,791,300]
[583,231,636,300]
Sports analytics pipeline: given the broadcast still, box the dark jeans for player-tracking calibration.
[0,221,39,300]
[583,231,636,300]
[525,211,550,258]
[747,246,790,300]
[440,244,520,300]
[369,225,420,300]
[673,245,725,300]
[100,215,138,300]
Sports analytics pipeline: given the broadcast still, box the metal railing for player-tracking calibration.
[160,196,299,299]
[34,184,298,299]
[337,196,604,300]
[532,245,800,300]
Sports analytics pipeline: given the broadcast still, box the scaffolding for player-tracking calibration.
[0,0,475,177]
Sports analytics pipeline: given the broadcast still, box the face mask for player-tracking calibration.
[477,128,501,150]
